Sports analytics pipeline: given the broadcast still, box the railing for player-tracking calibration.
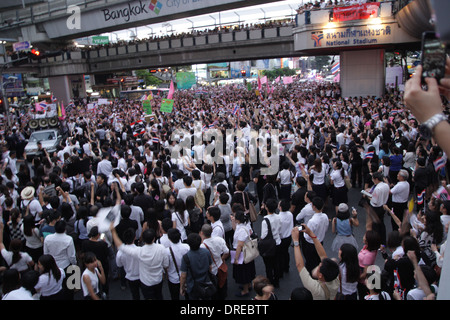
[295,1,399,27]
[21,25,293,65]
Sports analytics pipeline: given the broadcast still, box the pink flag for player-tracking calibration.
[283,76,293,84]
[167,80,175,99]
[275,76,280,83]
[257,76,262,91]
[260,76,268,85]
[59,101,66,120]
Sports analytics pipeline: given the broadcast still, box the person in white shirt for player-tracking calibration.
[200,223,230,300]
[165,228,190,300]
[388,169,410,232]
[177,176,197,203]
[277,161,294,201]
[278,199,293,274]
[296,191,317,225]
[96,153,114,177]
[111,225,170,300]
[2,270,39,300]
[260,199,282,288]
[206,207,225,240]
[172,199,190,242]
[302,197,329,273]
[115,228,141,300]
[43,220,77,299]
[35,254,65,300]
[81,251,106,300]
[368,171,390,245]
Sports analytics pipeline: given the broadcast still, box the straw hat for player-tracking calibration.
[20,186,35,200]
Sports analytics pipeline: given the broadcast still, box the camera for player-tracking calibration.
[297,225,304,231]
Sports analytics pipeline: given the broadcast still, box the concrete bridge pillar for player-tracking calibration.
[340,49,385,98]
[48,74,86,105]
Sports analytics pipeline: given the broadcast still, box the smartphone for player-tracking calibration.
[298,225,304,231]
[420,31,447,83]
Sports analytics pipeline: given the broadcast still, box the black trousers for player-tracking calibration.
[371,205,387,245]
[280,237,292,273]
[301,236,322,274]
[391,201,407,231]
[262,244,282,287]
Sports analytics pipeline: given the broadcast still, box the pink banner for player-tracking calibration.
[283,76,293,84]
[333,3,380,22]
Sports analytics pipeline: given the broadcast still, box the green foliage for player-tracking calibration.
[135,69,163,86]
[261,68,297,80]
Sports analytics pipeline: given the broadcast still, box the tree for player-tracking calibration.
[135,69,163,86]
[262,68,296,80]
[311,56,331,73]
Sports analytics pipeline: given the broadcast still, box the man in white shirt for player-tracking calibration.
[177,176,197,203]
[260,199,282,288]
[43,220,77,299]
[369,171,390,245]
[206,207,225,239]
[296,191,316,225]
[97,152,114,177]
[115,228,141,300]
[388,169,410,232]
[278,199,294,274]
[200,224,230,300]
[165,228,190,300]
[111,225,169,300]
[302,197,329,274]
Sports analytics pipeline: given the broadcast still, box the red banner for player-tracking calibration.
[333,2,380,22]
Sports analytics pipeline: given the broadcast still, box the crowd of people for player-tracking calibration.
[0,58,448,300]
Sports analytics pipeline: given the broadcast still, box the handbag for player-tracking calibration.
[241,228,259,264]
[241,191,258,223]
[203,243,228,288]
[258,218,277,258]
[344,176,352,189]
[183,254,217,300]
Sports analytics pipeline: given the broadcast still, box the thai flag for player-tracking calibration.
[364,151,374,159]
[417,189,425,205]
[133,128,146,137]
[202,124,207,132]
[232,104,240,116]
[314,120,320,127]
[331,62,340,75]
[372,113,379,120]
[130,119,143,128]
[433,156,447,172]
[152,137,160,144]
[280,138,294,145]
[362,103,368,108]
[328,119,334,127]
[390,110,399,116]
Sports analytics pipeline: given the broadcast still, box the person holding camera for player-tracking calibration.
[291,223,340,300]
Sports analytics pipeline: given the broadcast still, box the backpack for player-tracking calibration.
[157,177,171,199]
[194,181,205,208]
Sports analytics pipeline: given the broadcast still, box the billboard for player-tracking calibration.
[176,72,196,89]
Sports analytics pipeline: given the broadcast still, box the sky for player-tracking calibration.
[100,0,305,42]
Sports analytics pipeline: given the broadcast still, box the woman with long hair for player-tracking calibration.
[35,254,65,300]
[0,227,34,275]
[171,198,190,242]
[309,157,328,203]
[21,214,43,264]
[337,243,361,300]
[329,160,348,214]
[417,210,444,267]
